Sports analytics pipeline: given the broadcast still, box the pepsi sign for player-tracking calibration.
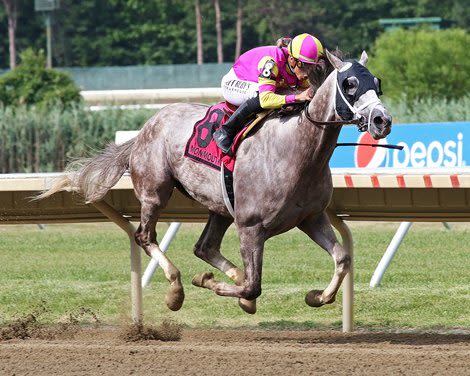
[330,122,468,169]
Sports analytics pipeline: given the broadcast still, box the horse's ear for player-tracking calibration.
[359,50,368,66]
[325,49,345,71]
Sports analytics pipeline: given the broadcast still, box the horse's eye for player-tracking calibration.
[343,77,358,95]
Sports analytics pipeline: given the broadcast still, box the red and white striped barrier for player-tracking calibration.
[331,168,470,188]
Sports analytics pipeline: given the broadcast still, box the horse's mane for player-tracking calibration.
[272,48,345,119]
[307,48,344,93]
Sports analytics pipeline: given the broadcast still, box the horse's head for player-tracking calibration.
[326,50,392,140]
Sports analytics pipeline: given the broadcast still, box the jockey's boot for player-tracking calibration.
[213,95,262,154]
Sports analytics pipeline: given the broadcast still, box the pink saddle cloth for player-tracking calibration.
[184,101,248,172]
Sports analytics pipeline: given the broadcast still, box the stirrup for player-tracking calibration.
[213,128,233,154]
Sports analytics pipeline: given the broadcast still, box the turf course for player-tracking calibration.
[0,222,468,331]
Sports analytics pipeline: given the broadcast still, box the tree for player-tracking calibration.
[235,0,242,60]
[214,0,223,63]
[2,0,17,68]
[195,0,203,64]
[2,0,470,68]
[243,0,327,48]
[45,0,196,66]
[0,0,43,69]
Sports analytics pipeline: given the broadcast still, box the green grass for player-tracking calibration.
[0,222,468,331]
[384,94,470,124]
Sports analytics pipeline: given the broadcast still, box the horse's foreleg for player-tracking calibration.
[148,243,184,311]
[191,213,256,313]
[135,199,184,311]
[298,212,351,307]
[192,213,241,282]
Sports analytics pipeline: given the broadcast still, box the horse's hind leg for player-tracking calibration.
[134,184,184,311]
[298,212,351,307]
[191,213,257,314]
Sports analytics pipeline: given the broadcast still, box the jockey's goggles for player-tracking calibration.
[295,58,321,69]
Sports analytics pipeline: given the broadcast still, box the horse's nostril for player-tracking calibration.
[374,115,392,128]
[373,116,384,125]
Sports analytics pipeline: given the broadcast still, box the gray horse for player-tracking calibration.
[39,50,392,314]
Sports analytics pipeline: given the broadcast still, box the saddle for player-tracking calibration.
[184,101,270,172]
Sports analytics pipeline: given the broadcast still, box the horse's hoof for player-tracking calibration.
[191,272,214,288]
[165,283,185,311]
[239,298,256,314]
[305,289,324,307]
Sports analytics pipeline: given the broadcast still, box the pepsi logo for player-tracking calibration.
[354,132,389,168]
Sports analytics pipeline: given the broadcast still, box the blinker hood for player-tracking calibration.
[335,61,381,120]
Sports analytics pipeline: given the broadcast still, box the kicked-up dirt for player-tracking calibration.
[0,325,469,375]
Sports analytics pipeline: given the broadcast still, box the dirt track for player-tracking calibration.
[0,327,469,375]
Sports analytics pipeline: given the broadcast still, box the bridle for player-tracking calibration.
[303,89,402,151]
[303,69,381,132]
[303,104,361,127]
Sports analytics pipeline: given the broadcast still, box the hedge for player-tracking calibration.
[0,106,154,173]
[369,28,470,101]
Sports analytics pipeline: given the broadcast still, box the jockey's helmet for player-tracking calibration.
[288,33,323,64]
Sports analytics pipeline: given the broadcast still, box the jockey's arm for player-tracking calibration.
[257,57,311,109]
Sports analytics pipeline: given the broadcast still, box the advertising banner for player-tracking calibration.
[330,122,468,169]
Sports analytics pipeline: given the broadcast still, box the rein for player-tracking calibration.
[303,104,361,126]
[335,142,404,150]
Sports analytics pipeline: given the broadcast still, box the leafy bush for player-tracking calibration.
[0,105,155,173]
[369,28,470,101]
[384,95,470,124]
[0,49,81,108]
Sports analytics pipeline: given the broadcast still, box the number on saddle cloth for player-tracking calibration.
[184,102,235,171]
[184,101,270,173]
[197,108,226,148]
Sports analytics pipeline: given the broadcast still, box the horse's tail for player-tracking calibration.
[36,139,135,203]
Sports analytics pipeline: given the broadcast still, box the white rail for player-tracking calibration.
[81,88,223,106]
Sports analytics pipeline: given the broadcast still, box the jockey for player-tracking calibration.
[213,33,324,154]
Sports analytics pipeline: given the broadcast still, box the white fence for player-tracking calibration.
[81,88,223,107]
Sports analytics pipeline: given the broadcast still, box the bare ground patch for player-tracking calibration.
[0,326,469,375]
